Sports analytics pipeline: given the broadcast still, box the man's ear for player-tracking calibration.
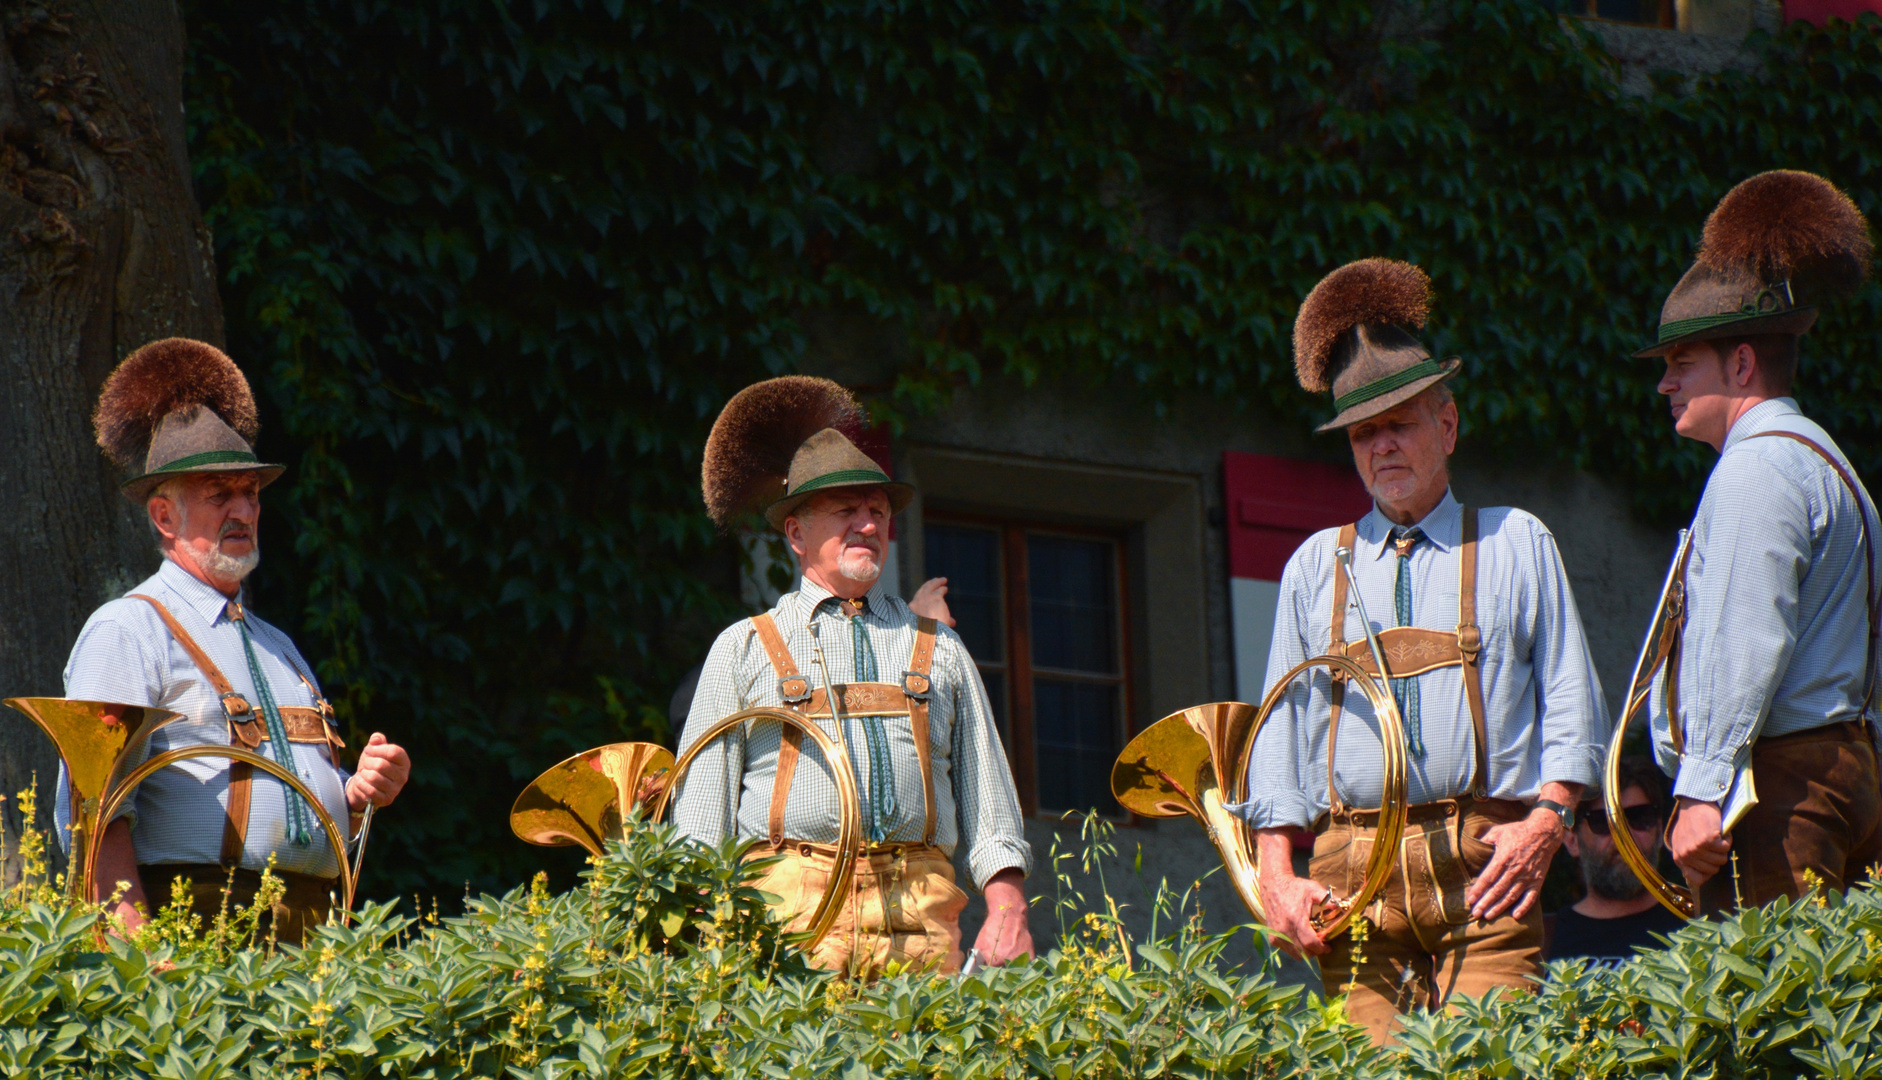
[147,496,178,542]
[1561,828,1582,859]
[782,516,806,560]
[1728,342,1760,389]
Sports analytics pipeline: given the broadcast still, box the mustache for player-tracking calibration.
[219,519,253,539]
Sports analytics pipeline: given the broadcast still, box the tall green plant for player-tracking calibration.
[182,0,1882,904]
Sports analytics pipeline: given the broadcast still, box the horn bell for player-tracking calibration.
[510,742,676,857]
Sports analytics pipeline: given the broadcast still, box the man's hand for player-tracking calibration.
[908,577,956,627]
[1668,797,1731,889]
[1254,829,1329,958]
[1465,781,1580,922]
[93,817,150,940]
[973,867,1032,965]
[345,733,411,812]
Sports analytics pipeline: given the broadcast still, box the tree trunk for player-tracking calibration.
[0,0,221,884]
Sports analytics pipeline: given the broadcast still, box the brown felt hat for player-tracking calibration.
[93,338,284,500]
[701,376,913,534]
[1294,258,1459,432]
[1634,170,1871,358]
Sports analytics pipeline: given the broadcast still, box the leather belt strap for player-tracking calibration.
[129,594,338,867]
[1323,508,1488,807]
[747,611,941,848]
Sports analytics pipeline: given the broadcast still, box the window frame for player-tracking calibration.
[923,511,1136,818]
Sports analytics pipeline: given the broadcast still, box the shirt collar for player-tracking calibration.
[789,575,891,618]
[1722,396,1802,452]
[156,556,244,625]
[1359,488,1461,561]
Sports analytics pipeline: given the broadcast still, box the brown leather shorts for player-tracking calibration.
[745,841,968,977]
[139,863,334,946]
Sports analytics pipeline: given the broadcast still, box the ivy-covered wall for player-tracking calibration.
[181,0,1882,904]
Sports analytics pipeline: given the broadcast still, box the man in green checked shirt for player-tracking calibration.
[672,377,1033,976]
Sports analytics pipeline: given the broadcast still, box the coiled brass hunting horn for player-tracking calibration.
[1603,531,1698,920]
[512,624,862,950]
[4,697,358,917]
[1111,546,1410,941]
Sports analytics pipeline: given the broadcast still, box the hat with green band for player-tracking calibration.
[1294,257,1460,433]
[1633,170,1871,360]
[94,338,285,501]
[702,376,914,533]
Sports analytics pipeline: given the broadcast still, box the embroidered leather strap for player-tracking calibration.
[1326,525,1356,815]
[1457,507,1489,797]
[749,614,805,847]
[906,617,939,846]
[1747,431,1881,719]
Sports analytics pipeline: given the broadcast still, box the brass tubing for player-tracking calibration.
[650,706,863,951]
[1603,530,1697,920]
[94,745,358,923]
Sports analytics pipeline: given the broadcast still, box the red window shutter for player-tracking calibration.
[1224,452,1372,583]
[1784,0,1882,25]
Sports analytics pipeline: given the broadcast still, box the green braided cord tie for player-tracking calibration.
[1332,358,1447,413]
[790,468,894,497]
[149,449,262,472]
[1393,528,1427,760]
[236,617,315,847]
[848,609,898,842]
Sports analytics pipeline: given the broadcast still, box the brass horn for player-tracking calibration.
[4,697,358,917]
[1113,548,1411,941]
[1603,530,1697,920]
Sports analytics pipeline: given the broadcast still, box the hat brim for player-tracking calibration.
[765,480,916,531]
[1316,356,1462,433]
[1630,308,1817,359]
[122,462,286,501]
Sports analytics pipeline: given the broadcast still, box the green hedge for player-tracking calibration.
[5,814,1882,1078]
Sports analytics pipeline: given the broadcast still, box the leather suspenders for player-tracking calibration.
[1324,508,1488,812]
[129,594,342,867]
[747,612,940,847]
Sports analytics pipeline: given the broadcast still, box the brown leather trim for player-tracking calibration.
[1458,507,1489,796]
[221,760,252,865]
[799,684,908,717]
[1342,629,1463,679]
[769,728,802,847]
[1327,524,1356,815]
[130,595,249,718]
[1747,431,1880,717]
[909,617,938,845]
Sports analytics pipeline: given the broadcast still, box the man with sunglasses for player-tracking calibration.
[1548,759,1683,969]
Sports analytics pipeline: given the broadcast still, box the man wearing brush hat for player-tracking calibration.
[672,376,1032,976]
[1634,171,1882,913]
[1236,260,1608,1041]
[57,338,411,943]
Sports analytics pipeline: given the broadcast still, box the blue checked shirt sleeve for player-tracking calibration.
[1239,548,1321,829]
[1524,522,1607,788]
[939,631,1033,888]
[671,625,752,846]
[57,609,167,837]
[1672,452,1811,802]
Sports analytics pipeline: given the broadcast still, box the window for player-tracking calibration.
[923,518,1129,817]
[1537,0,1676,25]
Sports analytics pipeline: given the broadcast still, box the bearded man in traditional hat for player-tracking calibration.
[1635,171,1882,914]
[671,376,1033,975]
[1235,260,1608,1041]
[57,338,411,943]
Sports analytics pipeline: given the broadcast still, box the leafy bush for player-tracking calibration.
[7,811,1882,1078]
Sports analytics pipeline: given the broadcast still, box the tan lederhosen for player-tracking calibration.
[744,612,966,974]
[129,595,345,869]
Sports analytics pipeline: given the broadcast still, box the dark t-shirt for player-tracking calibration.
[1548,905,1687,969]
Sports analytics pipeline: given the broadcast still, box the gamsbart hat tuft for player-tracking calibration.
[1294,258,1458,432]
[1634,170,1872,358]
[93,337,284,500]
[701,376,914,532]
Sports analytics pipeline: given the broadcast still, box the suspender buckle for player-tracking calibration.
[220,692,252,720]
[1455,623,1482,660]
[901,671,931,700]
[777,676,811,704]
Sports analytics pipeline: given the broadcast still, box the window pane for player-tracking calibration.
[1027,535,1116,673]
[1033,678,1120,813]
[924,523,1004,662]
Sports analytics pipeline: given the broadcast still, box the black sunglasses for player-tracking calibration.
[1576,802,1664,836]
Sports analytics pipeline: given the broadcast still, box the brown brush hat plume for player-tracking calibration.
[95,337,260,470]
[1699,170,1872,300]
[702,376,864,528]
[1293,258,1432,394]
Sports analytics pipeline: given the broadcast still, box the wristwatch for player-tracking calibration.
[1535,798,1575,832]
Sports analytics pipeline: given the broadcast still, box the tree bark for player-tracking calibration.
[0,0,221,884]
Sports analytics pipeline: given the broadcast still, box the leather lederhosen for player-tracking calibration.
[746,612,939,848]
[1324,507,1488,816]
[130,595,345,869]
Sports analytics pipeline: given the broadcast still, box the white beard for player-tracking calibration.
[836,549,882,584]
[184,540,260,583]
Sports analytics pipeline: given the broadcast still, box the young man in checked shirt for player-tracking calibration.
[672,376,1033,976]
[1637,172,1882,913]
